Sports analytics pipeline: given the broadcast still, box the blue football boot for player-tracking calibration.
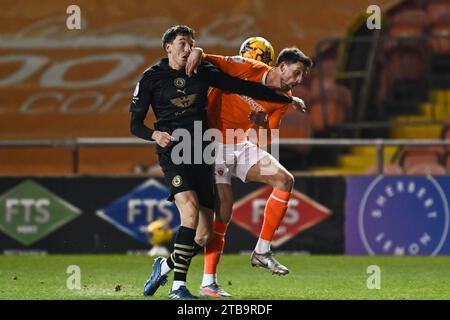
[168,286,198,299]
[143,257,168,296]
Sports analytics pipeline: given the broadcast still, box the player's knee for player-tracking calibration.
[195,232,213,247]
[275,172,294,191]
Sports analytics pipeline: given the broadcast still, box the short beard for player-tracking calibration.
[280,80,293,90]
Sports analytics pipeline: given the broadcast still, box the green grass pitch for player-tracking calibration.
[0,255,449,300]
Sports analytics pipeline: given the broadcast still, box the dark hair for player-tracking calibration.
[276,47,313,71]
[161,25,195,48]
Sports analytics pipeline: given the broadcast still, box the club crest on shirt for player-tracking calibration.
[174,77,186,89]
[215,164,228,177]
[172,175,183,187]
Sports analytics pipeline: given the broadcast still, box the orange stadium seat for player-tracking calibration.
[388,22,424,37]
[426,0,450,24]
[383,44,429,81]
[309,97,344,132]
[400,146,446,159]
[404,162,447,175]
[333,85,352,113]
[390,9,430,29]
[308,58,337,92]
[384,9,428,55]
[429,17,450,55]
[278,107,312,153]
[309,76,339,98]
[291,85,313,107]
[279,106,312,138]
[445,152,450,173]
[378,37,430,113]
[308,83,352,133]
[309,58,337,81]
[366,164,404,175]
[399,146,446,175]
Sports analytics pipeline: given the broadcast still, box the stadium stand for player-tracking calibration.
[429,16,450,55]
[426,0,450,24]
[2,0,449,176]
[305,0,450,175]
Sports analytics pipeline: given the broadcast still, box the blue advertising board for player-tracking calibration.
[96,179,180,245]
[346,176,450,255]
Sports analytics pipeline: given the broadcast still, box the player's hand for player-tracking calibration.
[152,130,175,148]
[249,111,268,127]
[291,96,307,113]
[186,47,204,77]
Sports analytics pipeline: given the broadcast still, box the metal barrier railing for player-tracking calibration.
[2,138,450,175]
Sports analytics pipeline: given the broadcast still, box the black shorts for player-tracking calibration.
[158,152,215,210]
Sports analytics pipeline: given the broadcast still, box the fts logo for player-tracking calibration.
[232,185,332,247]
[358,176,449,256]
[96,179,180,244]
[0,180,81,246]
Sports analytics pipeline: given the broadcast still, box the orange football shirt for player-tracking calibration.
[206,54,291,144]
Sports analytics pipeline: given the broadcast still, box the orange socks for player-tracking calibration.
[204,220,229,275]
[204,189,290,274]
[259,189,291,241]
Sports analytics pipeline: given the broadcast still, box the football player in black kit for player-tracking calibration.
[130,25,305,299]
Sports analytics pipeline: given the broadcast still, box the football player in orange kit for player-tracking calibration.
[186,37,312,297]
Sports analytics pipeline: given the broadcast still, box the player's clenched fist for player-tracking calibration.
[291,96,307,113]
[152,130,174,148]
[186,47,204,77]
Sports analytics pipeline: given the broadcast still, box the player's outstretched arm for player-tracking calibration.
[198,63,293,104]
